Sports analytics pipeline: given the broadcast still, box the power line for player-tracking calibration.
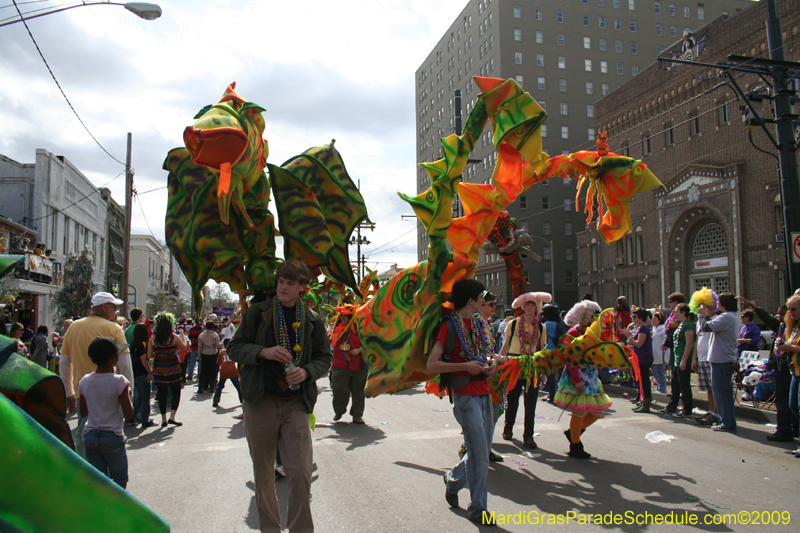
[11,0,126,166]
[29,171,124,222]
[135,192,160,243]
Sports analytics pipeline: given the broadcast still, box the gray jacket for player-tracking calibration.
[227,298,332,412]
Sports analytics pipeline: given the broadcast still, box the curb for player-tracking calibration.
[603,384,777,424]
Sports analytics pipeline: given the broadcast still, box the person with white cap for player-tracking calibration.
[60,291,131,457]
[496,291,551,449]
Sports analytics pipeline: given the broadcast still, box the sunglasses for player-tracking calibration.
[790,307,798,312]
[483,302,497,307]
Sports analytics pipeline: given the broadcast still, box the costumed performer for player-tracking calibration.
[496,291,550,449]
[557,300,612,459]
[427,279,499,527]
[329,304,367,424]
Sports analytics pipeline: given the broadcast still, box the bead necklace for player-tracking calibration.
[474,313,495,352]
[451,312,489,363]
[517,314,540,355]
[274,298,304,364]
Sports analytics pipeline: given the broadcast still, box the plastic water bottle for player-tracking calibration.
[285,363,300,390]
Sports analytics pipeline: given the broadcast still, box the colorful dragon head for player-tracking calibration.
[183,82,268,226]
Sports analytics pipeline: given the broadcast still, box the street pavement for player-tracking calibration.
[69,380,797,532]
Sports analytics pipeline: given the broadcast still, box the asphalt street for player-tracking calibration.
[68,379,797,533]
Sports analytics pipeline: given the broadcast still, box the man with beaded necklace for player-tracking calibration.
[427,279,499,527]
[227,259,332,533]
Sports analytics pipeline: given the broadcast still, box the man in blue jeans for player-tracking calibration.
[427,279,498,527]
[699,292,740,432]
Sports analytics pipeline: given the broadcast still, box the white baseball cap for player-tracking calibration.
[91,292,124,306]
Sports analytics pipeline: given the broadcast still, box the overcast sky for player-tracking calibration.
[1,0,469,285]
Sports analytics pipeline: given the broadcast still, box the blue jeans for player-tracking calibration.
[213,377,242,405]
[187,350,199,380]
[84,429,128,486]
[789,375,800,429]
[651,363,667,393]
[446,394,493,519]
[711,362,737,430]
[131,374,151,424]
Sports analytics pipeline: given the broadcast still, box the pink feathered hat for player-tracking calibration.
[511,291,552,310]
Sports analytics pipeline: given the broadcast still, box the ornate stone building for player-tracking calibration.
[577,0,798,312]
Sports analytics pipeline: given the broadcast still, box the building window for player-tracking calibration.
[543,246,551,260]
[598,0,605,6]
[654,2,661,14]
[515,52,523,64]
[514,28,522,41]
[643,132,651,154]
[542,197,550,209]
[666,121,675,145]
[719,101,729,124]
[691,112,701,135]
[655,23,662,36]
[538,77,546,90]
[541,124,548,137]
[566,271,574,285]
[584,36,591,49]
[557,11,564,23]
[693,223,728,256]
[516,75,524,87]
[599,38,607,51]
[537,54,545,66]
[613,0,620,7]
[629,20,636,32]
[586,81,594,94]
[558,56,566,69]
[536,31,544,44]
[616,62,624,75]
[560,102,568,115]
[535,8,542,20]
[684,6,690,18]
[565,222,573,235]
[520,195,527,209]
[615,40,622,53]
[636,235,644,263]
[561,126,569,139]
[628,0,635,9]
[585,59,592,72]
[557,33,565,46]
[543,222,551,235]
[631,64,639,75]
[614,18,621,30]
[598,16,605,28]
[566,247,574,261]
[544,271,552,286]
[514,5,522,18]
[588,128,596,141]
[564,198,572,211]
[631,42,637,54]
[698,7,704,20]
[657,45,663,55]
[670,25,677,37]
[583,14,590,26]
[602,83,609,96]
[563,178,571,187]
[587,105,595,117]
[591,245,598,270]
[600,61,608,73]
[669,4,676,16]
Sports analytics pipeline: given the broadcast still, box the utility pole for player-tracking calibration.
[349,180,375,283]
[120,132,133,318]
[766,0,800,294]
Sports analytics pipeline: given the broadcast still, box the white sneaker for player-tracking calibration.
[275,464,286,477]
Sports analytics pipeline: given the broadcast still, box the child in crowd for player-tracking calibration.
[78,337,134,488]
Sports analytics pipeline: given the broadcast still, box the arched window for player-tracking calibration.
[692,223,727,256]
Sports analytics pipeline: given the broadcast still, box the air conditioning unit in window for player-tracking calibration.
[615,258,624,265]
[775,233,785,243]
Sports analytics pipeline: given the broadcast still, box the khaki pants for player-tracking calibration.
[243,395,313,533]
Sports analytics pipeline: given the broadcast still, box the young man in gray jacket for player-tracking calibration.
[699,292,740,432]
[227,259,332,533]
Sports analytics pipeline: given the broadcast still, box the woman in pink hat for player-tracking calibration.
[495,292,550,449]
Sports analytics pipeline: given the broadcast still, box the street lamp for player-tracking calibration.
[0,2,162,28]
[527,234,556,304]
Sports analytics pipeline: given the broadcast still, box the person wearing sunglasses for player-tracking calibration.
[738,295,800,443]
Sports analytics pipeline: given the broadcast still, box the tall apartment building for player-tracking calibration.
[415,0,754,312]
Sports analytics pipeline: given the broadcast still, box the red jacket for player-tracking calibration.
[331,330,363,371]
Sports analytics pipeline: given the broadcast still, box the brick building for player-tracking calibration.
[577,0,798,312]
